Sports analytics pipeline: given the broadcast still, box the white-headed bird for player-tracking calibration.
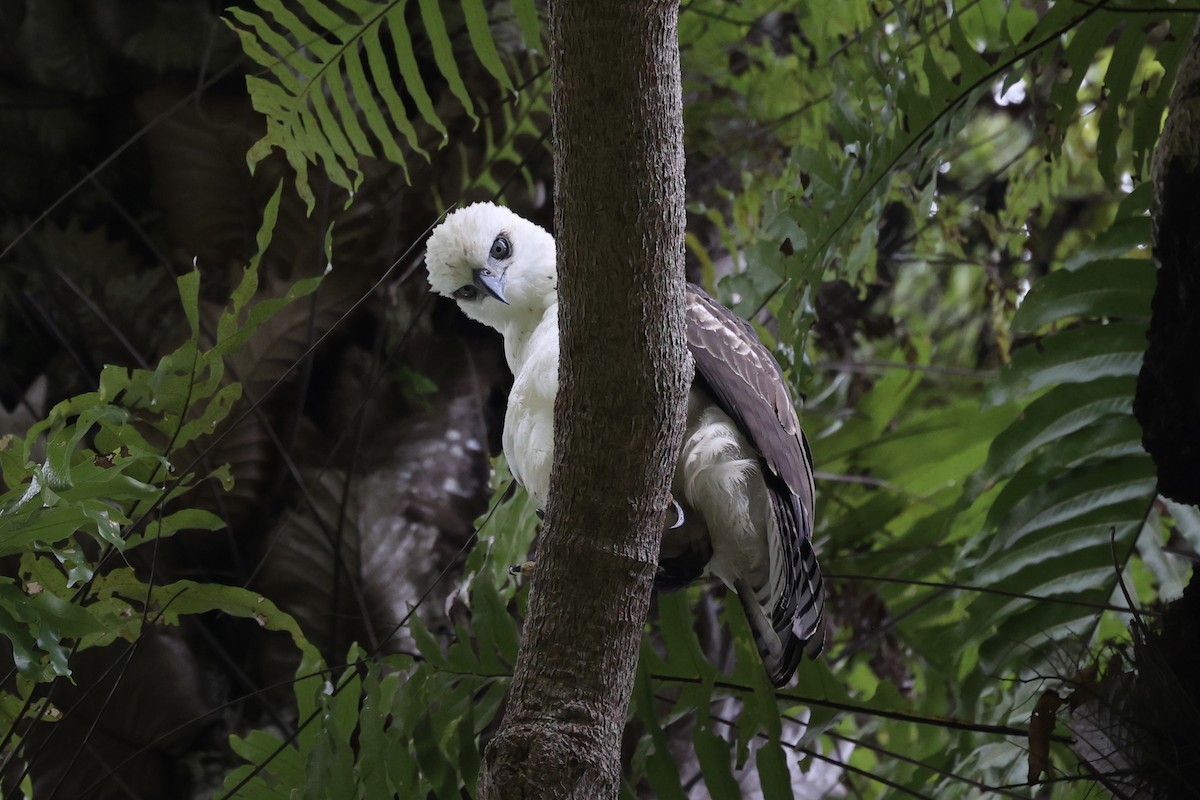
[425,202,824,686]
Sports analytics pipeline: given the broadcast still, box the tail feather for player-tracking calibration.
[737,582,805,687]
[741,480,825,686]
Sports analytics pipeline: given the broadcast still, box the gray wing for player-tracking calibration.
[685,284,825,678]
[684,284,815,524]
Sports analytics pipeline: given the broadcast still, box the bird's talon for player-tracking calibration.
[669,497,686,530]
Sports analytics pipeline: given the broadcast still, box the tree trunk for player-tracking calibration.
[475,2,688,799]
[1135,18,1200,504]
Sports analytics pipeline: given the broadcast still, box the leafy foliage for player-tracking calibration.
[222,525,523,799]
[0,184,324,771]
[3,0,1198,798]
[217,1,1195,798]
[225,0,541,210]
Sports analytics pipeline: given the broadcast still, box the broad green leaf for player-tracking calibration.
[972,507,1145,585]
[123,507,225,549]
[986,455,1155,551]
[755,738,794,800]
[633,659,687,800]
[1012,259,1153,332]
[412,709,459,800]
[226,729,305,797]
[984,323,1147,407]
[982,376,1135,482]
[408,611,450,669]
[694,723,741,798]
[359,666,397,799]
[177,269,202,339]
[469,569,519,668]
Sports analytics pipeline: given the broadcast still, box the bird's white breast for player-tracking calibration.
[502,304,559,507]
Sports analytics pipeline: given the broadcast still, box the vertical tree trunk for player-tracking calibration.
[475,2,688,799]
[1135,18,1200,504]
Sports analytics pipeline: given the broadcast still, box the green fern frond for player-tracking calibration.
[961,183,1158,676]
[226,0,536,212]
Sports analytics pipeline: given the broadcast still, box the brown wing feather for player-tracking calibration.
[685,284,825,677]
[684,284,815,524]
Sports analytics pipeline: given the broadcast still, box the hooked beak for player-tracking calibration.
[474,269,509,304]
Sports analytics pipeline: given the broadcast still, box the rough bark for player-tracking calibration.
[1134,19,1200,504]
[474,2,689,799]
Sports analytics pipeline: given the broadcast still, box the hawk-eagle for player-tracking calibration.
[425,203,825,686]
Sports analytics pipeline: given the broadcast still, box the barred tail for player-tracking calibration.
[741,481,825,687]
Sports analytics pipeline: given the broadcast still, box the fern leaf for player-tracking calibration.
[412,709,461,799]
[633,660,688,800]
[962,187,1159,681]
[227,0,528,210]
[694,722,741,798]
[511,0,541,46]
[1011,259,1153,331]
[417,0,477,120]
[982,376,1135,482]
[985,322,1147,407]
[1098,23,1145,187]
[462,0,514,91]
[385,4,449,139]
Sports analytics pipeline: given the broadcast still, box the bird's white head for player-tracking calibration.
[425,202,558,332]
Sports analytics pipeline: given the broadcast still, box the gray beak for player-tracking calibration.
[474,269,508,304]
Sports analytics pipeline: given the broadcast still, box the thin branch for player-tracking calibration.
[649,673,1074,744]
[825,572,1159,617]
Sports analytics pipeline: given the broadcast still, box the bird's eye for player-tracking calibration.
[453,284,479,301]
[490,236,511,260]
